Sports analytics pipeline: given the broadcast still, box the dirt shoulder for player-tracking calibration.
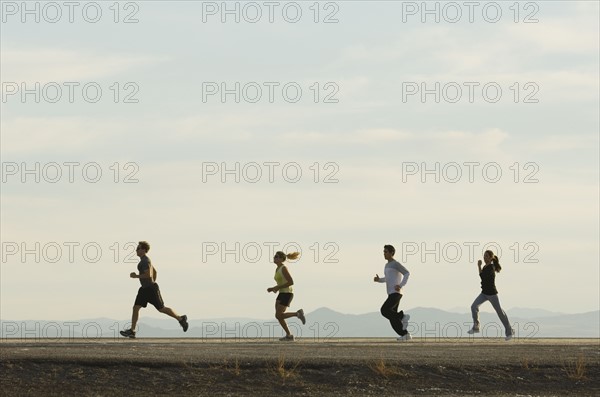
[1,338,598,396]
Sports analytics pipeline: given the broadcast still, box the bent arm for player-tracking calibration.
[398,272,410,288]
[135,269,152,279]
[396,263,410,288]
[272,266,294,291]
[278,266,294,288]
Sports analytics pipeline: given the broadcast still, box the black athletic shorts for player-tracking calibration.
[276,292,294,307]
[134,283,165,310]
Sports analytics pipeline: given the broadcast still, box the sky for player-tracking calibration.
[1,0,599,322]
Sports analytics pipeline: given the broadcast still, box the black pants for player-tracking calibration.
[380,293,407,336]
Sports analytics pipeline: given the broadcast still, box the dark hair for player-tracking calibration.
[485,250,501,273]
[384,245,395,255]
[138,241,150,253]
[275,251,300,261]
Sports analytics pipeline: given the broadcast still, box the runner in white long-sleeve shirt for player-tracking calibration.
[374,244,412,341]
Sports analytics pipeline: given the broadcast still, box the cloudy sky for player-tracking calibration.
[1,1,598,323]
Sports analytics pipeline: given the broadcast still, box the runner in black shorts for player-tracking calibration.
[134,283,164,310]
[276,292,293,307]
[120,241,189,338]
[267,251,306,341]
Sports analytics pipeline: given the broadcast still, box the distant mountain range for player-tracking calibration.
[2,307,598,339]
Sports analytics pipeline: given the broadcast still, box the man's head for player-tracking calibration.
[383,244,395,260]
[136,241,150,257]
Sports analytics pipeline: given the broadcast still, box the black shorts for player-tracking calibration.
[134,283,165,310]
[276,292,294,307]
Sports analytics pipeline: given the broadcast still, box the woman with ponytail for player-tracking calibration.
[468,250,514,340]
[267,251,306,341]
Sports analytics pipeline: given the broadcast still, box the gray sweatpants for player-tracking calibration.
[471,293,512,336]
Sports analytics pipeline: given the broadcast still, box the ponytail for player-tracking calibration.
[286,252,300,261]
[275,251,300,262]
[493,255,502,273]
[485,250,502,273]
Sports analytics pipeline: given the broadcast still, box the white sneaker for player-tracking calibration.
[397,333,412,342]
[297,309,306,325]
[505,329,515,341]
[467,327,480,335]
[279,334,295,342]
[401,313,410,329]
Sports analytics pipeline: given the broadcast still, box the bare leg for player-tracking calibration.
[131,305,142,330]
[275,302,297,336]
[159,306,182,322]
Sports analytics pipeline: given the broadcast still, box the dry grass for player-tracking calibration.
[208,358,241,376]
[272,354,301,382]
[369,358,408,379]
[521,357,537,370]
[231,357,241,376]
[563,354,587,381]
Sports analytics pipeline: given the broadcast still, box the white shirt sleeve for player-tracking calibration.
[394,262,410,288]
[398,271,410,288]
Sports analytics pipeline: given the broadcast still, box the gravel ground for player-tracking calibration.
[1,338,598,396]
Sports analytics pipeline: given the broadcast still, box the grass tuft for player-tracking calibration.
[563,354,587,381]
[272,354,300,382]
[369,358,408,378]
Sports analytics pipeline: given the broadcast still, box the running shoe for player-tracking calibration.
[505,329,515,341]
[401,313,410,329]
[179,315,189,332]
[297,309,306,325]
[120,329,136,338]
